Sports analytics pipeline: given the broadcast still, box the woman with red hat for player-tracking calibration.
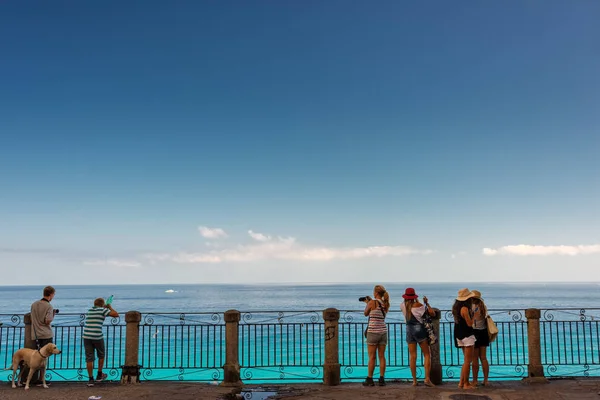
[400,287,436,387]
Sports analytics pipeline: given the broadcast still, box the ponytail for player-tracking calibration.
[382,290,390,312]
[374,285,390,312]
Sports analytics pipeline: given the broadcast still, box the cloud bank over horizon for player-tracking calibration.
[482,244,600,256]
[144,228,433,265]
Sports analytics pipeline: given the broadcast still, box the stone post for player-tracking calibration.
[323,308,341,386]
[221,310,242,386]
[429,308,443,385]
[525,308,547,383]
[121,311,141,384]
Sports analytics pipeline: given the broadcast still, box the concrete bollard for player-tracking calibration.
[525,308,547,383]
[121,311,142,384]
[221,309,243,387]
[429,308,443,385]
[323,308,341,386]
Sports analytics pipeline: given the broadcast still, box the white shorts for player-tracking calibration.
[456,335,476,347]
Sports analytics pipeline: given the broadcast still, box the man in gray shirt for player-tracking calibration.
[30,286,57,347]
[24,286,57,386]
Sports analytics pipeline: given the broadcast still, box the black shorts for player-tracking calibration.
[83,339,105,362]
[474,328,490,348]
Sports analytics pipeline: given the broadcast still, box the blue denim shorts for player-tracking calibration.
[406,323,428,344]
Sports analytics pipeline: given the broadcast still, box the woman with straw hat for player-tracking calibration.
[452,288,476,390]
[400,287,436,387]
[471,290,490,386]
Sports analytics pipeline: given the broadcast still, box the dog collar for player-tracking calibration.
[37,350,48,359]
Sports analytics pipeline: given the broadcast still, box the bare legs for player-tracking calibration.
[367,345,377,378]
[377,345,386,379]
[408,343,418,386]
[86,361,94,379]
[459,346,475,390]
[407,341,435,386]
[418,341,434,386]
[98,358,105,377]
[86,358,105,380]
[472,346,489,386]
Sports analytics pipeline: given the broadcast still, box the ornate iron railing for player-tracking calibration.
[139,312,224,381]
[540,308,600,378]
[239,311,323,381]
[2,308,600,383]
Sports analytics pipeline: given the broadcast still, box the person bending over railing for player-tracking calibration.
[82,297,119,387]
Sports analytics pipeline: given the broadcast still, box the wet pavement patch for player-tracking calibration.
[222,389,279,400]
[240,391,278,400]
[449,395,493,400]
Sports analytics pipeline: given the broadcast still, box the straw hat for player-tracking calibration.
[456,288,476,301]
[471,290,483,300]
[402,287,418,300]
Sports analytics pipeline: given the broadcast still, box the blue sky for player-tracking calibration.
[1,1,599,285]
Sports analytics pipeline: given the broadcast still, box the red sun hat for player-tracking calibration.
[402,287,418,300]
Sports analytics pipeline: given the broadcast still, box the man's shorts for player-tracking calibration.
[83,339,105,362]
[366,331,388,346]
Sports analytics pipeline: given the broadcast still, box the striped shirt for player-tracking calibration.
[83,306,111,340]
[367,299,387,334]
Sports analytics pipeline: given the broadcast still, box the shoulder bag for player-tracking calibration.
[486,314,499,342]
[423,306,437,345]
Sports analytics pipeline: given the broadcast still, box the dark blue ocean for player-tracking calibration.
[1,282,598,314]
[2,283,599,383]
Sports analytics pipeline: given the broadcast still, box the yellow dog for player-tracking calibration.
[7,343,62,390]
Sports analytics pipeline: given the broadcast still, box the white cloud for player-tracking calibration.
[451,251,468,259]
[248,230,271,242]
[198,226,228,239]
[84,259,142,268]
[482,244,600,256]
[145,233,432,264]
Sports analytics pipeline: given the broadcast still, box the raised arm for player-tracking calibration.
[364,298,375,316]
[106,304,119,318]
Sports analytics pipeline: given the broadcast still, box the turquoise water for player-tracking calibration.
[1,283,599,383]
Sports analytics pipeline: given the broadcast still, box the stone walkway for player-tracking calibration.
[1,379,599,399]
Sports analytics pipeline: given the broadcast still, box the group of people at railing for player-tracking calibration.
[363,285,491,390]
[9,285,495,388]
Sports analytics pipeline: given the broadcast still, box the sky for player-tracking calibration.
[1,1,599,285]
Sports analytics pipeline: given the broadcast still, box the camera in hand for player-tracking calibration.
[54,309,60,314]
[358,296,372,302]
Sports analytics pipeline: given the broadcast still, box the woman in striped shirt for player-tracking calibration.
[362,285,390,387]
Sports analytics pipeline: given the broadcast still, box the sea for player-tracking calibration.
[1,282,599,314]
[1,283,599,383]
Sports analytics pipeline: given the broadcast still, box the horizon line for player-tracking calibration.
[1,280,599,287]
